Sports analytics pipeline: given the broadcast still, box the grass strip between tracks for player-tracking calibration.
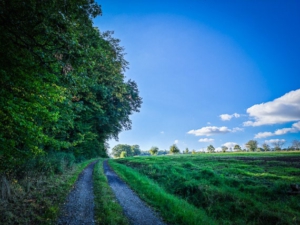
[93,159,129,225]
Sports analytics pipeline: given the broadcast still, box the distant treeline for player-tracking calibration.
[111,144,180,158]
[112,141,300,158]
[0,0,142,175]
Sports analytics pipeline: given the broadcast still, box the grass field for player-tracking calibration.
[111,152,300,225]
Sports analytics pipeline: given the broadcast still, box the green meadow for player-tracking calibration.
[110,152,300,225]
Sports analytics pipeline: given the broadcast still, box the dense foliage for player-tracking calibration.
[112,144,141,158]
[246,140,258,152]
[0,0,142,175]
[169,144,180,154]
[149,146,159,155]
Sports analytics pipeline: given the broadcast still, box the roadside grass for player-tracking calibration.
[93,159,129,225]
[109,159,217,225]
[0,158,99,224]
[113,152,300,225]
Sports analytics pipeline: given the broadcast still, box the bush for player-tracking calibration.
[13,152,76,178]
[120,151,127,158]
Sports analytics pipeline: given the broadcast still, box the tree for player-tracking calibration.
[262,143,270,151]
[274,146,281,151]
[131,145,141,156]
[207,145,215,153]
[185,148,189,154]
[292,140,300,150]
[169,144,180,154]
[149,146,159,155]
[256,148,262,152]
[112,144,132,158]
[245,140,258,152]
[221,146,228,153]
[234,144,242,152]
[0,0,142,174]
[271,139,285,151]
[192,149,196,154]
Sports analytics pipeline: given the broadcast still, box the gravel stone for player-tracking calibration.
[104,160,166,225]
[57,161,97,225]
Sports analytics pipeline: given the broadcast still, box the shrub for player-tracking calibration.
[120,151,127,158]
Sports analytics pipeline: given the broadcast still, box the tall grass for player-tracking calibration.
[114,152,300,225]
[109,159,217,225]
[0,153,99,224]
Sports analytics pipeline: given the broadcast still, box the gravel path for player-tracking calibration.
[104,160,166,225]
[57,161,97,225]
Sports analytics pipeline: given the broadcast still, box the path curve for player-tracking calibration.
[57,161,97,225]
[104,160,166,225]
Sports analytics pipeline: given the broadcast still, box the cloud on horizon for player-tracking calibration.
[187,126,243,136]
[244,89,300,126]
[220,113,240,121]
[255,121,300,138]
[222,142,238,149]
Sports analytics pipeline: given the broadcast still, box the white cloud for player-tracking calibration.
[274,128,293,135]
[255,121,300,138]
[215,147,222,152]
[160,131,164,134]
[222,142,238,149]
[244,89,300,126]
[293,121,300,129]
[199,138,214,142]
[254,132,273,138]
[232,127,244,132]
[174,140,179,144]
[188,126,230,136]
[187,126,243,136]
[243,121,254,126]
[220,113,240,121]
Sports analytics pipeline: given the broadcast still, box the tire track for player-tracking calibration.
[57,161,97,225]
[104,160,166,225]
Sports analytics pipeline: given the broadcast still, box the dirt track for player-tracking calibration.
[57,161,97,225]
[103,160,166,225]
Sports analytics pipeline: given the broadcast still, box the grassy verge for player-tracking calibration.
[115,152,300,225]
[0,158,99,224]
[109,159,216,225]
[93,159,129,225]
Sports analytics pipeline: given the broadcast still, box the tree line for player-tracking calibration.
[0,0,142,175]
[112,139,300,157]
[112,144,180,157]
[206,139,300,153]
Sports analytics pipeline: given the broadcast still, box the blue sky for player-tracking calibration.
[94,0,300,152]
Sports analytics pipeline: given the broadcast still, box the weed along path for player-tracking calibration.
[104,160,166,225]
[57,160,98,225]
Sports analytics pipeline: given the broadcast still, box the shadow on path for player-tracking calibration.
[104,160,166,225]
